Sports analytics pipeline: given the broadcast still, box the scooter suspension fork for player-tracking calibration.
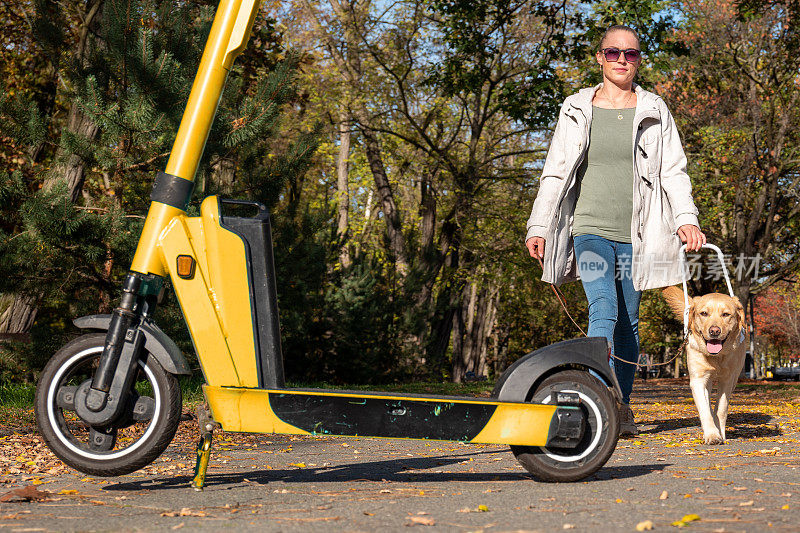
[86,274,142,409]
[74,273,151,427]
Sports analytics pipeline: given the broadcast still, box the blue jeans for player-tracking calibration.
[572,234,642,404]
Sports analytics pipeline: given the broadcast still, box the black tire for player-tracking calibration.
[35,333,182,476]
[511,370,619,482]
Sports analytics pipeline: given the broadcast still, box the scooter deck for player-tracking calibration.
[204,386,579,447]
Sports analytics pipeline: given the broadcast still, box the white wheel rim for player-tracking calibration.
[46,346,162,460]
[538,389,603,462]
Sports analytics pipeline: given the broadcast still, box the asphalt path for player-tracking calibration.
[2,380,799,532]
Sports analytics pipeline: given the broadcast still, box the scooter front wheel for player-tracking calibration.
[511,370,619,482]
[35,333,182,476]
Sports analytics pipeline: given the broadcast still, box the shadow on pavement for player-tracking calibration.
[103,452,668,492]
[639,411,779,438]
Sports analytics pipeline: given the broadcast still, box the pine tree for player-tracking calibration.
[0,0,318,381]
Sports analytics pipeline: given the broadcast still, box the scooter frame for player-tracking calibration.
[52,0,622,489]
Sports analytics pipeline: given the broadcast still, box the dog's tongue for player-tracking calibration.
[706,339,724,354]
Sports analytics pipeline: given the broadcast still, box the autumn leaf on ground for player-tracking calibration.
[0,485,51,503]
[408,516,435,526]
[636,520,654,531]
[671,514,700,527]
[161,508,207,517]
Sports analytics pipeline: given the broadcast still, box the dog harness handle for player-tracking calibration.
[678,243,735,337]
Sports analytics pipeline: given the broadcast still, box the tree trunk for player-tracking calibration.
[451,295,466,383]
[0,295,37,340]
[43,103,101,201]
[749,294,760,379]
[43,0,105,202]
[451,282,475,383]
[336,112,352,268]
[452,277,498,382]
[210,156,237,194]
[426,240,461,373]
[360,126,408,274]
[3,0,106,339]
[468,283,498,379]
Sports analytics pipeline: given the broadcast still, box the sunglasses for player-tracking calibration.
[601,47,642,63]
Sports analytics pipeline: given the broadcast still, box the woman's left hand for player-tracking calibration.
[677,224,706,252]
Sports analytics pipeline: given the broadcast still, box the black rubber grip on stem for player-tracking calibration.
[151,171,194,211]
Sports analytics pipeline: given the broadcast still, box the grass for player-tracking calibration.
[736,381,800,398]
[0,383,36,409]
[177,374,495,402]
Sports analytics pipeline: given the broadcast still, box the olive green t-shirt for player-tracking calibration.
[571,106,636,243]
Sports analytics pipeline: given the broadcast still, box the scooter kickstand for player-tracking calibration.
[191,404,218,491]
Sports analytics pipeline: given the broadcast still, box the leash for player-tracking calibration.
[535,255,689,368]
[679,243,735,336]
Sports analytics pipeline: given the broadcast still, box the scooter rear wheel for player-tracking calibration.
[35,333,182,476]
[511,370,618,482]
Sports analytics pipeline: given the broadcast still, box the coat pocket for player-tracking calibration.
[635,147,656,188]
[638,143,661,180]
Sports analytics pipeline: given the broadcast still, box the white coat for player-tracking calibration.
[525,83,701,291]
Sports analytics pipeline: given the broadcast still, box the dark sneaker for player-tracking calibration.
[619,404,639,436]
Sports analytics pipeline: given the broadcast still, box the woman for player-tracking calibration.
[524,25,706,435]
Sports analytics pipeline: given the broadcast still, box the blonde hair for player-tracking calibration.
[600,25,640,49]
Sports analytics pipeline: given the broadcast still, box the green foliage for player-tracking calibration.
[272,208,408,384]
[427,0,574,127]
[0,0,319,382]
[0,382,36,408]
[4,0,793,387]
[427,0,518,96]
[0,88,48,150]
[571,0,689,88]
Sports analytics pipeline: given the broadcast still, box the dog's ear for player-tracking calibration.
[661,285,688,321]
[734,297,746,331]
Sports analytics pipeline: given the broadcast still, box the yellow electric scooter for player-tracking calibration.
[33,0,621,489]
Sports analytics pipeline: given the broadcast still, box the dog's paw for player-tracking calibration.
[703,432,725,445]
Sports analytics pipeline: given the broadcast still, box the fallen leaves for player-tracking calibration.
[0,485,51,503]
[161,508,207,517]
[408,515,435,526]
[0,380,796,531]
[758,448,780,455]
[456,504,490,513]
[671,513,700,527]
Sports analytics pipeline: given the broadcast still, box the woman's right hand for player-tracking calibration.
[526,236,545,261]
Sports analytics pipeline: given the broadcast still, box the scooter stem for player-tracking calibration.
[130,0,262,277]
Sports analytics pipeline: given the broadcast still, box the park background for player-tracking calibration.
[0,0,798,388]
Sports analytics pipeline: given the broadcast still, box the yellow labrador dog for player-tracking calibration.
[662,286,749,444]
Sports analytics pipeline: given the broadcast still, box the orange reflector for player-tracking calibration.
[176,255,195,279]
